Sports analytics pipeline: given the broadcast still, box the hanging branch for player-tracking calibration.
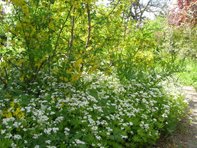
[46,5,73,70]
[86,3,91,48]
[0,66,8,89]
[54,5,73,51]
[69,7,75,50]
[0,76,7,89]
[107,0,121,17]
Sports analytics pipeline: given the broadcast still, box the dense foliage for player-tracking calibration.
[0,0,188,147]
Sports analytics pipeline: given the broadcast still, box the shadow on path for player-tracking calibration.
[155,86,197,148]
[182,86,197,148]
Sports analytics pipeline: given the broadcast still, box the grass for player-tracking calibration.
[177,58,197,90]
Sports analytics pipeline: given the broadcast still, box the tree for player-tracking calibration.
[118,0,169,22]
[0,0,180,91]
[168,0,197,26]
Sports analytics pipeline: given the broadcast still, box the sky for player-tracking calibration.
[97,0,157,5]
[97,0,158,20]
[97,0,174,20]
[1,0,173,19]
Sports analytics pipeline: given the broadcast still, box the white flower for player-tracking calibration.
[97,143,102,147]
[144,124,149,130]
[50,112,55,115]
[2,117,15,125]
[55,116,64,123]
[5,133,12,138]
[45,140,51,144]
[23,128,27,131]
[34,145,40,148]
[44,128,52,135]
[96,135,101,140]
[64,128,70,136]
[13,134,22,140]
[75,139,85,145]
[1,129,6,134]
[13,122,21,128]
[38,115,49,123]
[52,127,59,133]
[121,135,128,139]
[106,127,113,132]
[64,127,70,132]
[162,113,167,118]
[33,134,42,139]
[11,143,17,148]
[91,126,98,131]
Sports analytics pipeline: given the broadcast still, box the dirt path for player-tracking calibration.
[155,86,197,148]
[181,86,197,148]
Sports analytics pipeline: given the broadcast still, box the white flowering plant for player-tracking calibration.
[0,70,187,147]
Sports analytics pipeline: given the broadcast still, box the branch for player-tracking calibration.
[86,3,91,48]
[0,76,7,89]
[140,0,152,18]
[54,5,73,51]
[69,8,75,50]
[107,0,121,17]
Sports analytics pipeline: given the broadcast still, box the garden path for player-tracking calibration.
[181,86,197,148]
[155,86,197,148]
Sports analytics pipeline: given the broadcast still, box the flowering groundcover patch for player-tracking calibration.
[0,71,187,147]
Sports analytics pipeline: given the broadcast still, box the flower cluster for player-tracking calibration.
[0,71,187,147]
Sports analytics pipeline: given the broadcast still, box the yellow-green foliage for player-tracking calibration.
[2,101,25,119]
[134,51,154,67]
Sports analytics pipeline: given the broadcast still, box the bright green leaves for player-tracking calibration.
[1,0,183,88]
[134,51,154,68]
